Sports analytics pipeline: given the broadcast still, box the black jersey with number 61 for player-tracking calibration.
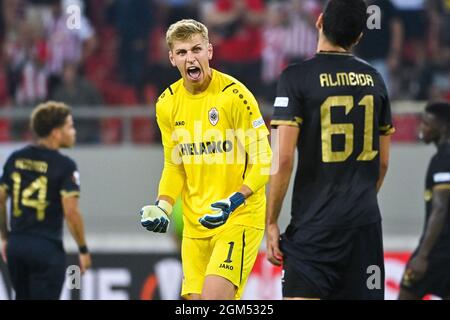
[0,145,80,244]
[271,52,395,229]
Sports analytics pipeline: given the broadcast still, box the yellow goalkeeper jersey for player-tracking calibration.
[156,69,270,238]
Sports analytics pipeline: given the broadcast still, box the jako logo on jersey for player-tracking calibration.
[208,107,219,126]
[175,121,185,126]
[219,263,233,270]
[178,140,233,156]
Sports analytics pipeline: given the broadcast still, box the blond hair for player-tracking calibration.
[166,19,209,50]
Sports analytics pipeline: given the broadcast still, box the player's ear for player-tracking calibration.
[315,13,323,31]
[208,43,213,61]
[50,127,61,141]
[168,50,176,67]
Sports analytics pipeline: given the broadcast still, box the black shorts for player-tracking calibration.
[400,251,450,299]
[280,221,385,300]
[7,234,66,300]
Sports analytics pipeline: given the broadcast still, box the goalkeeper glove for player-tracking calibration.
[199,192,245,229]
[140,199,172,233]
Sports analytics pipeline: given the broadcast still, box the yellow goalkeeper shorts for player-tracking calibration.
[180,224,264,300]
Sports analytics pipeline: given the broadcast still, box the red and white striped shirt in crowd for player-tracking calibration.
[284,17,317,61]
[262,0,321,83]
[284,0,321,61]
[16,62,48,106]
[43,13,94,76]
[4,37,49,106]
[262,26,288,83]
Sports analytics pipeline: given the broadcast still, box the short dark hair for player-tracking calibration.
[30,101,71,138]
[425,102,450,125]
[322,0,367,50]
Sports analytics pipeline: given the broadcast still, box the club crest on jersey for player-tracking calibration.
[208,107,219,126]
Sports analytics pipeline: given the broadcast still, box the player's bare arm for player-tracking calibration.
[266,125,299,266]
[407,188,450,280]
[62,195,91,273]
[377,135,391,192]
[0,187,8,263]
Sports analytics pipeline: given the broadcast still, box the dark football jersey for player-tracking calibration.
[421,142,450,253]
[271,52,394,229]
[0,145,80,243]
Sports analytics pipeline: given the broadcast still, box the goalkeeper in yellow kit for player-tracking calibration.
[139,19,272,300]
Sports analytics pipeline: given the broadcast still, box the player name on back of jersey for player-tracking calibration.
[320,72,375,87]
[15,159,48,174]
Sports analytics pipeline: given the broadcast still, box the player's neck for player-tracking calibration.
[317,36,350,53]
[36,138,60,150]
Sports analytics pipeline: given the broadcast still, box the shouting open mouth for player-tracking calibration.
[187,66,201,81]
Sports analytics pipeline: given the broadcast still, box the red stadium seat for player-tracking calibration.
[144,85,157,105]
[101,83,138,106]
[132,117,155,144]
[0,69,10,105]
[0,119,11,142]
[120,86,139,105]
[100,118,122,144]
[391,114,420,143]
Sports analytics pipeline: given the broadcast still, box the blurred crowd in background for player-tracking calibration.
[0,0,449,143]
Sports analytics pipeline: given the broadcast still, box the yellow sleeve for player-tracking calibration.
[243,137,272,193]
[156,93,185,202]
[231,85,272,193]
[232,85,270,147]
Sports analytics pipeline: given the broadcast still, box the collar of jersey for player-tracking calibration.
[317,51,353,56]
[33,143,59,152]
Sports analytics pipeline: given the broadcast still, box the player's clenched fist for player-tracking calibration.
[140,200,173,233]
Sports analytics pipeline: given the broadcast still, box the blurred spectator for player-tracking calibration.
[261,0,320,103]
[204,0,265,96]
[424,0,450,101]
[52,62,103,143]
[284,0,320,64]
[146,24,180,97]
[390,0,427,99]
[391,0,427,63]
[428,0,449,62]
[357,0,403,97]
[52,61,102,105]
[4,20,48,106]
[261,2,288,103]
[43,0,96,97]
[157,0,200,27]
[108,0,153,103]
[1,0,25,39]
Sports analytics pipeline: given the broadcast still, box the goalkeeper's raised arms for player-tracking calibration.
[140,200,173,233]
[199,192,245,229]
